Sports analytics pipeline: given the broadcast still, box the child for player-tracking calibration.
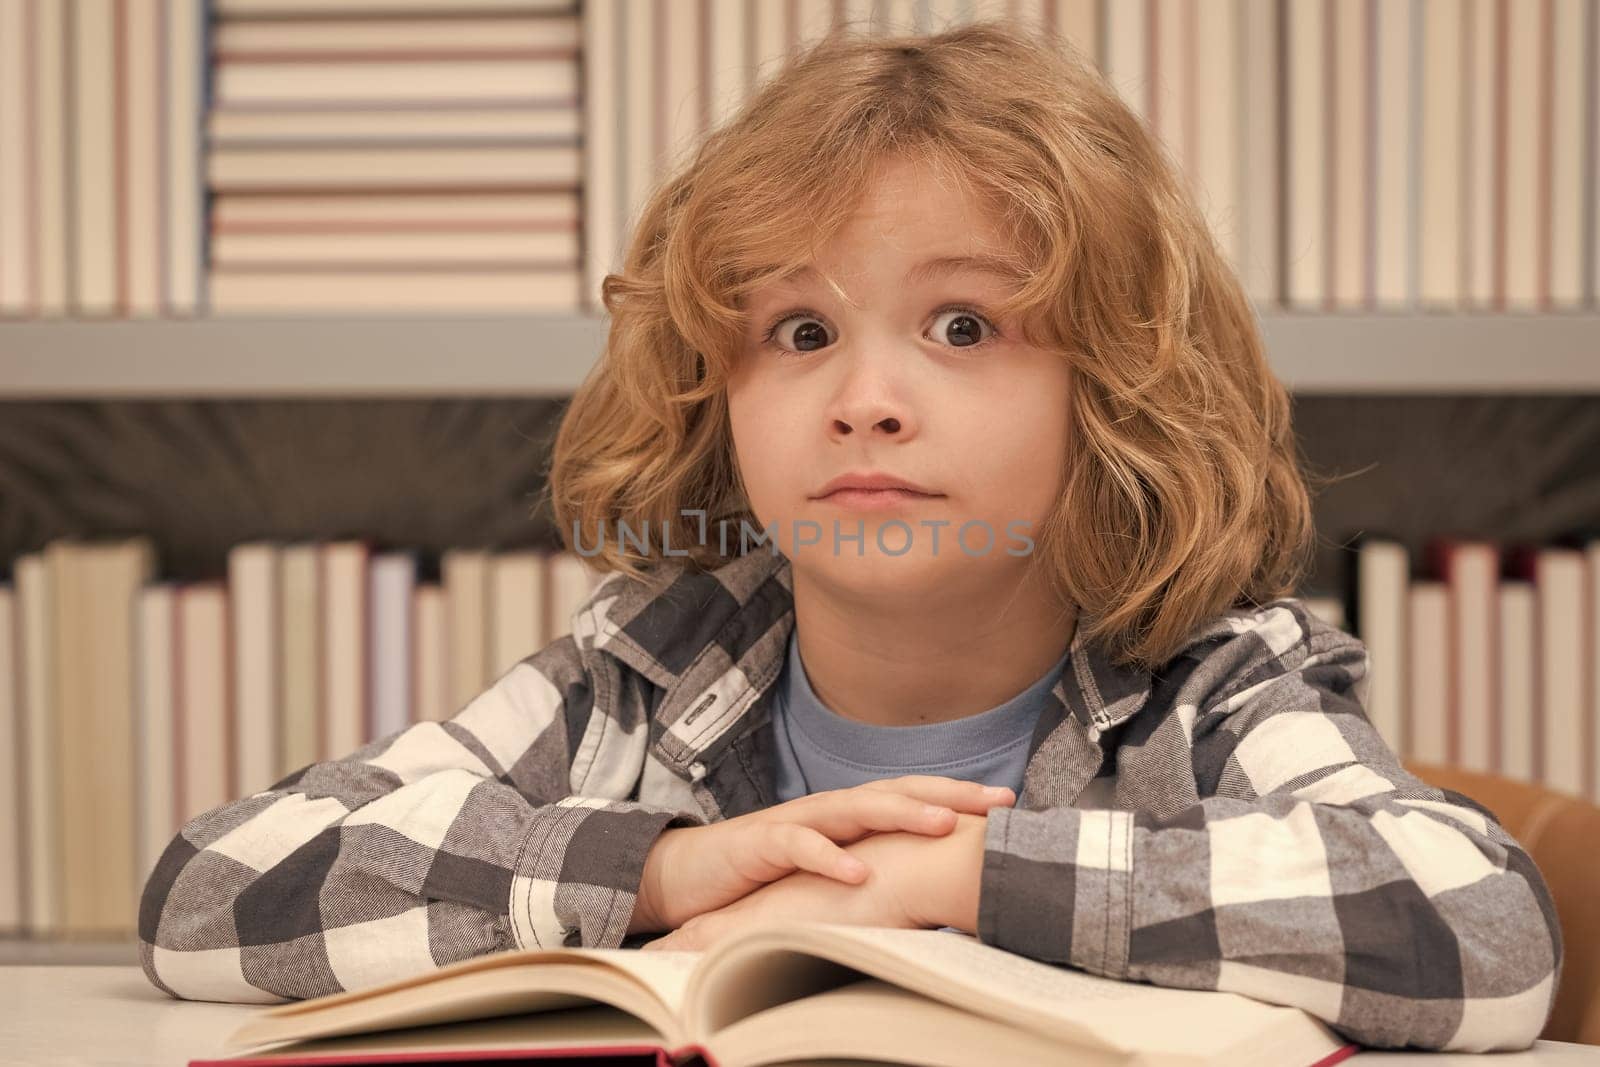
[138,21,1561,1053]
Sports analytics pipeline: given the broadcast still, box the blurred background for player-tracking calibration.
[0,0,1597,982]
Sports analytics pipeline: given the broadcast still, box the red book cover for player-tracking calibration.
[190,1043,707,1066]
[188,1040,1361,1067]
[1503,542,1546,784]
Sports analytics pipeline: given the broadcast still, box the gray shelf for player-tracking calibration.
[0,311,1596,396]
[0,313,605,397]
[1259,310,1600,393]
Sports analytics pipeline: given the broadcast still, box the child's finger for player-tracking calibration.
[642,926,697,953]
[782,790,961,843]
[858,775,1015,813]
[735,822,869,885]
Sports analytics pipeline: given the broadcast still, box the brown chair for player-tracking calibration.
[1403,761,1600,1046]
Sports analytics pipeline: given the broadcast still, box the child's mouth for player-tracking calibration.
[816,488,944,510]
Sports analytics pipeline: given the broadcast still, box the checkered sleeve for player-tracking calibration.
[137,633,704,1004]
[976,619,1563,1052]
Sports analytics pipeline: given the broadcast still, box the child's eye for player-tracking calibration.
[759,304,1002,358]
[928,306,1001,349]
[761,308,834,356]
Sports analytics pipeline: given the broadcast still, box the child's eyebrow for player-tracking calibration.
[903,253,1029,284]
[778,253,1027,287]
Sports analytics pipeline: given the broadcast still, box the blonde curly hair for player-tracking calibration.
[542,18,1328,671]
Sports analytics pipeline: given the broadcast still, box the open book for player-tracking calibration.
[195,922,1361,1067]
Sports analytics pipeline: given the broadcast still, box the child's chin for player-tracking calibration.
[794,549,997,593]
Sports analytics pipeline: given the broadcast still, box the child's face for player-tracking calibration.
[726,156,1072,594]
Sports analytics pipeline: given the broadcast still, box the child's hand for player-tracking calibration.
[639,813,988,952]
[628,777,1013,935]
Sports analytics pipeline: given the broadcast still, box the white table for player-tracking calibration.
[2,965,1597,1066]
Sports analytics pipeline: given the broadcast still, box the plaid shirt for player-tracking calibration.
[138,548,1562,1052]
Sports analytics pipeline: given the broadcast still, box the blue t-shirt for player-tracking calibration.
[769,626,1074,804]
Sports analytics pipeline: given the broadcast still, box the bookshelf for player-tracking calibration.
[3,0,1599,973]
[1,312,1598,397]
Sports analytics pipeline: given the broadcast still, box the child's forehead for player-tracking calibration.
[729,153,1033,294]
[768,161,1012,246]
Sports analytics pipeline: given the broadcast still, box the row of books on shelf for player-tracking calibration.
[1,529,1597,941]
[0,537,604,940]
[205,0,584,312]
[3,0,1596,319]
[1181,0,1597,311]
[1349,533,1600,807]
[0,0,584,318]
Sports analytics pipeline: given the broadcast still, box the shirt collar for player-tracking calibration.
[581,550,1156,792]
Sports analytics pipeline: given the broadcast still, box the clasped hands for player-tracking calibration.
[628,775,1013,952]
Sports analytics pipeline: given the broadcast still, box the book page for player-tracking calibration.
[690,923,1337,1059]
[232,1004,668,1063]
[225,950,703,1055]
[707,978,1128,1067]
[576,946,701,1013]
